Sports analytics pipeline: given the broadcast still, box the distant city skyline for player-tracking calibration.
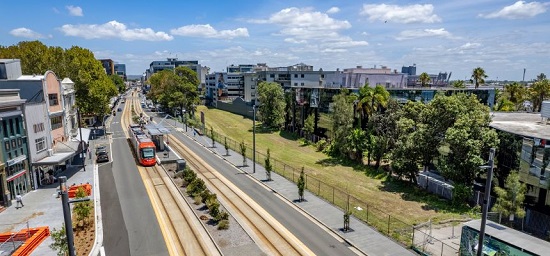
[1,1,549,81]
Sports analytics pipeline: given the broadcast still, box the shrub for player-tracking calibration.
[209,202,220,219]
[452,183,473,207]
[217,210,229,221]
[218,220,229,230]
[205,193,217,207]
[194,195,202,205]
[200,190,212,204]
[315,139,327,152]
[187,178,206,196]
[73,187,92,227]
[183,168,197,184]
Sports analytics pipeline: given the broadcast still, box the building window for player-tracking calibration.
[294,83,298,86]
[270,74,275,78]
[18,138,22,146]
[9,119,14,135]
[35,137,46,152]
[301,83,305,86]
[301,74,304,78]
[48,93,59,106]
[11,139,16,148]
[5,141,9,150]
[321,74,325,78]
[15,118,20,134]
[33,123,45,133]
[294,74,298,78]
[51,116,62,130]
[2,120,7,135]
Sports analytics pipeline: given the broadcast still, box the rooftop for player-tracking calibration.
[16,75,44,80]
[490,112,550,140]
[464,219,550,255]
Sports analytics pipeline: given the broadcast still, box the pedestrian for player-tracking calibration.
[16,193,24,208]
[193,130,196,137]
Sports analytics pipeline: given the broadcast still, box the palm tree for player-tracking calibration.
[529,79,550,112]
[451,80,465,88]
[471,67,488,89]
[355,84,390,129]
[537,73,547,81]
[418,72,431,87]
[504,82,527,110]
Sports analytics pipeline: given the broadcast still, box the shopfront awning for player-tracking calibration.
[75,128,91,144]
[33,152,75,166]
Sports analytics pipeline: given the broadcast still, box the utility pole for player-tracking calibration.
[477,148,495,256]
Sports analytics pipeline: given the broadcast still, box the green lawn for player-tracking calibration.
[192,106,471,229]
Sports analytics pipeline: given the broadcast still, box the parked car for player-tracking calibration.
[96,152,109,163]
[117,108,122,112]
[96,145,107,155]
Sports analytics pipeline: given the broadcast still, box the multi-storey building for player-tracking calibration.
[342,65,407,89]
[114,63,126,81]
[401,65,417,76]
[0,89,28,207]
[145,58,204,87]
[99,59,115,75]
[0,60,84,195]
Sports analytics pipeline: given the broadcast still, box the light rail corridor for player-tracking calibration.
[122,90,221,256]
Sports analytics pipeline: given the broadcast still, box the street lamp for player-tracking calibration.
[252,104,256,174]
[58,176,90,256]
[59,176,76,256]
[77,108,86,172]
[477,148,495,256]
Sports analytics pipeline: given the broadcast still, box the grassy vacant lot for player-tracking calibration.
[193,106,471,227]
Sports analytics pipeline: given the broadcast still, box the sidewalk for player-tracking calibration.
[0,137,103,256]
[159,118,416,256]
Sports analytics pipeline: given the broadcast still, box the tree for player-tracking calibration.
[495,131,522,187]
[537,73,546,81]
[109,75,125,94]
[49,225,68,256]
[471,67,488,89]
[210,126,216,147]
[297,167,305,201]
[240,141,247,166]
[419,72,431,87]
[355,85,390,129]
[147,67,199,118]
[72,187,92,227]
[437,94,499,185]
[224,137,229,156]
[371,99,401,168]
[451,80,465,88]
[0,41,118,116]
[346,128,367,162]
[492,171,526,225]
[257,81,286,128]
[330,90,354,157]
[503,82,527,111]
[265,148,272,181]
[302,114,314,140]
[529,79,550,112]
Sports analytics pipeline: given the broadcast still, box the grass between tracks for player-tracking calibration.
[192,106,472,238]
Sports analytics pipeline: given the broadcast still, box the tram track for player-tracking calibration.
[167,133,314,256]
[121,91,221,256]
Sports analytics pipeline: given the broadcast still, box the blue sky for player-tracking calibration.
[1,1,549,81]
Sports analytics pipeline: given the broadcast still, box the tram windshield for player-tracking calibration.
[141,148,155,158]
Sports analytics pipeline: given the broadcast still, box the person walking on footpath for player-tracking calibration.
[16,193,24,208]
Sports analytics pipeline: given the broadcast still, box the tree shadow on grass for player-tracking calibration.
[379,178,471,218]
[315,157,386,179]
[279,130,299,141]
[247,125,278,134]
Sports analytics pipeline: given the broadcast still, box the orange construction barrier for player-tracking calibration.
[68,183,92,198]
[0,226,50,256]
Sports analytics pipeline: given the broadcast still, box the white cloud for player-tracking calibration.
[360,4,441,23]
[250,7,366,49]
[59,20,173,41]
[66,5,83,17]
[396,28,455,40]
[326,7,340,14]
[480,1,548,19]
[170,24,249,39]
[9,28,45,39]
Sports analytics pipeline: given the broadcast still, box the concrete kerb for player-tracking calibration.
[89,163,104,256]
[177,127,370,256]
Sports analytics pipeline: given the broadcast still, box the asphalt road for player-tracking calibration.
[165,120,358,256]
[100,106,168,256]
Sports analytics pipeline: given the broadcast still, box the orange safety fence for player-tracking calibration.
[68,183,92,198]
[0,226,50,256]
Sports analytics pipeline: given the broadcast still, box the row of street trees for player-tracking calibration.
[0,41,119,117]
